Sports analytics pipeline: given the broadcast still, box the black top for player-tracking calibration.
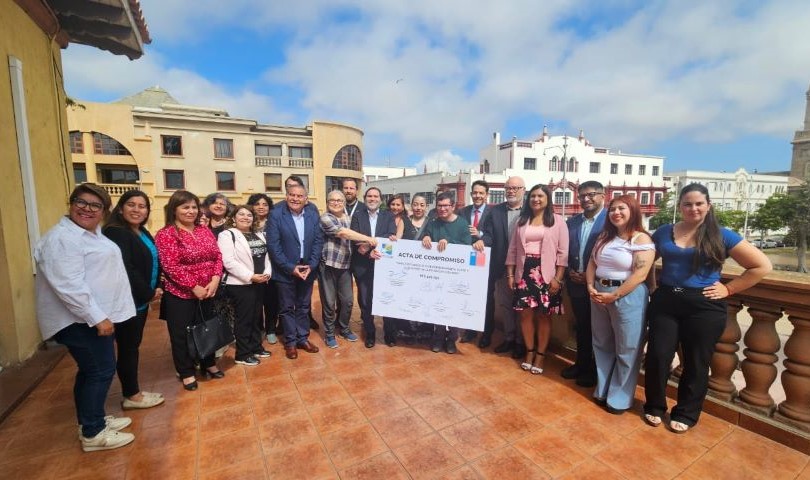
[102,224,161,307]
[350,208,396,278]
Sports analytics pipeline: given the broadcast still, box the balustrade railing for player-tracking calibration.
[255,156,283,167]
[289,158,313,168]
[100,184,139,196]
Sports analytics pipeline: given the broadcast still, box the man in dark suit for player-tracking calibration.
[459,180,492,344]
[350,187,397,348]
[267,184,324,359]
[563,180,607,387]
[476,176,526,355]
[342,177,365,218]
[283,175,320,331]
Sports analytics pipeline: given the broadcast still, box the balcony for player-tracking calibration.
[99,183,139,196]
[254,156,314,168]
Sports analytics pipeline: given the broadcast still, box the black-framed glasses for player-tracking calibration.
[504,186,524,192]
[578,192,604,200]
[72,198,104,212]
[436,203,453,209]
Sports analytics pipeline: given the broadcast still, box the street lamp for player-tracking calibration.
[543,135,569,220]
[671,176,679,224]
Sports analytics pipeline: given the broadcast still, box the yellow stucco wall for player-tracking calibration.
[312,121,365,198]
[0,0,73,365]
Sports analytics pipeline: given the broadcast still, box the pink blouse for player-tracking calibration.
[155,225,223,299]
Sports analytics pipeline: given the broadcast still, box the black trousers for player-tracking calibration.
[114,309,148,397]
[644,287,726,426]
[263,280,282,335]
[355,272,395,340]
[163,292,216,378]
[569,292,596,375]
[463,271,497,340]
[228,283,264,360]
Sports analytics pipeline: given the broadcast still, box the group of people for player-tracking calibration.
[35,173,771,452]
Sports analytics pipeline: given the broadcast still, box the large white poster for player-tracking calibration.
[371,238,491,330]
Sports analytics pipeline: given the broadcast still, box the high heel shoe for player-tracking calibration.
[520,349,536,371]
[530,352,544,375]
[204,368,225,380]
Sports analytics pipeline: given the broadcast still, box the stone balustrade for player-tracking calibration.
[254,156,313,168]
[99,183,139,196]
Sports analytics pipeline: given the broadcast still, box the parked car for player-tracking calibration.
[762,239,777,248]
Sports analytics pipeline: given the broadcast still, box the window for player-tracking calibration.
[549,156,558,171]
[73,163,87,183]
[654,192,663,204]
[639,165,646,176]
[264,173,282,192]
[554,191,572,205]
[69,131,83,153]
[255,144,282,157]
[214,138,234,159]
[296,174,310,191]
[489,190,505,204]
[325,176,344,197]
[524,157,536,170]
[332,145,362,170]
[417,191,435,205]
[652,166,660,176]
[610,163,618,174]
[216,171,236,191]
[164,170,184,190]
[625,164,632,175]
[589,162,600,173]
[92,132,131,155]
[627,192,636,198]
[613,191,622,199]
[97,165,138,184]
[569,157,578,172]
[641,192,650,205]
[162,135,182,156]
[288,146,312,159]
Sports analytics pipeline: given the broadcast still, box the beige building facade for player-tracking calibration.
[68,87,364,227]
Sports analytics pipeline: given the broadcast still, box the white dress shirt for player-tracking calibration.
[34,216,135,339]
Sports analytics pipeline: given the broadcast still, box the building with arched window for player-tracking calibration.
[67,88,364,225]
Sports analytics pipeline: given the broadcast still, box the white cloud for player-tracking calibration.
[416,150,479,174]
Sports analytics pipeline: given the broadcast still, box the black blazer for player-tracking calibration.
[400,215,418,241]
[457,203,491,244]
[350,208,396,278]
[479,202,515,280]
[102,224,160,307]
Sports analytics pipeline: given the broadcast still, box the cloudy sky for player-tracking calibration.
[63,0,810,174]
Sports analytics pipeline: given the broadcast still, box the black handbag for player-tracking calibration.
[186,301,233,360]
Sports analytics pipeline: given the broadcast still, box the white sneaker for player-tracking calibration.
[122,394,165,410]
[80,426,135,452]
[78,415,132,437]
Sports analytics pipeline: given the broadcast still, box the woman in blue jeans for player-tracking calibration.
[35,183,137,452]
[585,195,655,414]
[644,183,771,433]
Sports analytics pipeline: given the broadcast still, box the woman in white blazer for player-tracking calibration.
[218,205,272,366]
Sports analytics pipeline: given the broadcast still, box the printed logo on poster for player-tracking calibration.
[379,242,394,257]
[469,250,486,267]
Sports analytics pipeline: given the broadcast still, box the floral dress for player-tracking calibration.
[513,225,563,314]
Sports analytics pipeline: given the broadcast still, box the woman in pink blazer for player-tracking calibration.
[218,205,272,366]
[506,184,569,374]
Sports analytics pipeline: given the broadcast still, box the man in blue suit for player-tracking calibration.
[563,180,607,387]
[267,184,324,359]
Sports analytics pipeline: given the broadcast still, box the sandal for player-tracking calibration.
[530,352,544,375]
[644,414,662,427]
[669,420,689,434]
[521,349,536,371]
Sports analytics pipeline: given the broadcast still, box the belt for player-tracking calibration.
[597,278,624,287]
[659,285,704,294]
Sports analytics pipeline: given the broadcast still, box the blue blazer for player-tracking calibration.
[266,203,324,284]
[566,208,606,297]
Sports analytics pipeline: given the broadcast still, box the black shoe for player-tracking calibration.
[493,341,514,354]
[561,364,581,380]
[459,331,476,343]
[511,343,527,359]
[365,338,375,348]
[477,335,492,349]
[431,340,443,353]
[183,380,198,391]
[384,336,396,347]
[204,369,225,379]
[255,350,271,358]
[235,356,260,366]
[575,373,597,388]
[445,339,457,354]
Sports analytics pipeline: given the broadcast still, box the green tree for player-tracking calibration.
[749,193,792,241]
[789,182,810,273]
[715,209,747,233]
[648,191,678,230]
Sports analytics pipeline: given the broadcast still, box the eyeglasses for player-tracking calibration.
[578,192,604,200]
[436,204,453,209]
[504,186,524,192]
[327,199,344,204]
[72,198,104,212]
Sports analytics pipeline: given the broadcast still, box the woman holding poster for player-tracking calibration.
[506,184,568,375]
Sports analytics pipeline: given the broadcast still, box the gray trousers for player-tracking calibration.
[495,276,524,344]
[317,263,354,337]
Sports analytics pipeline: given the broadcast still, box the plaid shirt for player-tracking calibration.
[320,212,352,269]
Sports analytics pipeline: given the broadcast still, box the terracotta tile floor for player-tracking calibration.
[1,306,808,480]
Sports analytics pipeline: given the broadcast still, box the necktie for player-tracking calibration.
[473,209,480,228]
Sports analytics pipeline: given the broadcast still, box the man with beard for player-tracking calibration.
[350,187,397,348]
[477,176,527,356]
[562,180,607,387]
[342,178,365,218]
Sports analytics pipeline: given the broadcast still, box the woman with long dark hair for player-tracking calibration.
[505,184,568,374]
[103,190,164,409]
[247,193,281,344]
[644,183,771,433]
[155,190,225,391]
[585,195,655,414]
